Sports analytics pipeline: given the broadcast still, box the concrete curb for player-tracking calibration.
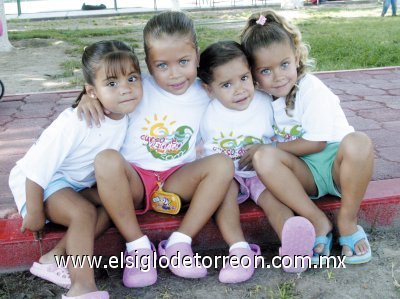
[1,178,400,273]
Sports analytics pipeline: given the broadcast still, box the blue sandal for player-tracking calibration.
[311,233,333,265]
[339,225,372,264]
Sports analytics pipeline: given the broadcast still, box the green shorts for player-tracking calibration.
[300,142,341,200]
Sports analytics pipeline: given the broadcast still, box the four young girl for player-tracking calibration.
[9,8,374,296]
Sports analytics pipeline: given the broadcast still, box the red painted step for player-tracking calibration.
[1,179,400,272]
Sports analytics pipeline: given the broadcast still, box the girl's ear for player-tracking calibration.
[85,84,96,99]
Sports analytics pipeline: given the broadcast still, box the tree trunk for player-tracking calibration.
[0,0,13,52]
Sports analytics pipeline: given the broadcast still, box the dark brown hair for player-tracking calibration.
[73,40,140,107]
[198,40,248,85]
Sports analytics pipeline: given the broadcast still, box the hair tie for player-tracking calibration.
[256,15,267,26]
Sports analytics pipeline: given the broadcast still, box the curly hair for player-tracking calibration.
[240,10,314,114]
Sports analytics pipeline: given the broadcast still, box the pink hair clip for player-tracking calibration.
[256,15,267,26]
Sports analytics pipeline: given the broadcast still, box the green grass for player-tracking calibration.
[268,281,299,299]
[298,17,400,70]
[61,60,81,77]
[197,15,400,71]
[6,4,399,87]
[246,281,299,298]
[197,26,240,51]
[9,27,135,42]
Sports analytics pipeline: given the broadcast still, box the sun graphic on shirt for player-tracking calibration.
[142,114,176,137]
[212,132,263,150]
[212,131,243,150]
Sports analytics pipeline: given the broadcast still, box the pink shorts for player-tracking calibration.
[235,175,266,204]
[130,164,184,215]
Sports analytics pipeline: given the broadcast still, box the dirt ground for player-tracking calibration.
[1,3,399,299]
[1,230,400,298]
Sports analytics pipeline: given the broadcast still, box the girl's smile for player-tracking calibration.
[169,80,187,91]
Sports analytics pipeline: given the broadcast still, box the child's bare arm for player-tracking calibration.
[238,139,326,170]
[76,94,108,127]
[276,138,326,157]
[21,179,46,240]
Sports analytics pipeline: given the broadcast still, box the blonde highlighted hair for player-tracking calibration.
[240,10,314,113]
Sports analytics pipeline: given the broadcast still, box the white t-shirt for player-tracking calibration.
[120,74,210,171]
[200,91,275,177]
[272,73,354,143]
[9,107,128,213]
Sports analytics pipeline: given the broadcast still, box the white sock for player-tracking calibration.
[126,235,151,252]
[229,241,250,252]
[166,232,192,248]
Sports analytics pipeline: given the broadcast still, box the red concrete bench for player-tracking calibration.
[1,179,400,272]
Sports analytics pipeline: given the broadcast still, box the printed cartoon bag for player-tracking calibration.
[150,182,181,215]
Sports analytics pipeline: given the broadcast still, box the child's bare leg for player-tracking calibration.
[94,149,145,242]
[333,132,374,256]
[39,188,111,264]
[164,154,234,237]
[96,150,157,288]
[81,188,112,237]
[38,241,66,264]
[159,154,233,279]
[257,189,294,241]
[214,180,245,246]
[213,178,261,283]
[253,146,332,253]
[45,189,98,296]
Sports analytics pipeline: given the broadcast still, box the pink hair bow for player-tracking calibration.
[256,15,267,26]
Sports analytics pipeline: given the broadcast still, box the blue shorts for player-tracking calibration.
[20,178,86,218]
[300,142,342,200]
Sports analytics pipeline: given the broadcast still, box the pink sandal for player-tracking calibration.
[30,262,71,288]
[122,244,157,288]
[219,244,261,283]
[279,216,315,273]
[158,240,207,278]
[61,291,109,299]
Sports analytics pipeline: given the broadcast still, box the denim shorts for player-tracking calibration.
[20,177,86,218]
[300,142,342,200]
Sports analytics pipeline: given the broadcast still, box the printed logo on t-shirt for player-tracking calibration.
[211,132,263,160]
[140,114,193,160]
[273,124,304,142]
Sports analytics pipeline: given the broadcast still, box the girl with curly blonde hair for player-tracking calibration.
[239,10,374,265]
